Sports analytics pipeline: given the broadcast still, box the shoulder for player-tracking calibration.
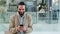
[10,13,17,19]
[26,14,31,17]
[26,14,32,19]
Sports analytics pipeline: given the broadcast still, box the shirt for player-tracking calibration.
[19,15,24,34]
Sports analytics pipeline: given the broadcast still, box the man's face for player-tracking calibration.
[18,5,25,14]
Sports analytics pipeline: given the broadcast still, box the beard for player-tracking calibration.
[18,11,24,17]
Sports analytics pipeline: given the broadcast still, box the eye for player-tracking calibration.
[22,9,24,10]
[19,9,24,10]
[19,9,21,10]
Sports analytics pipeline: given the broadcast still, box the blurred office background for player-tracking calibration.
[0,0,60,34]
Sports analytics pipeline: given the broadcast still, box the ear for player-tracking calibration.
[17,5,18,8]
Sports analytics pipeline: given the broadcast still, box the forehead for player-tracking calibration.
[18,5,25,9]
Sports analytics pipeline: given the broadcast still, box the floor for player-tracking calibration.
[0,24,60,34]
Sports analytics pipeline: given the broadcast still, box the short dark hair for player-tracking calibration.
[17,2,25,8]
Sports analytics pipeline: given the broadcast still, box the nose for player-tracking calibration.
[20,10,23,12]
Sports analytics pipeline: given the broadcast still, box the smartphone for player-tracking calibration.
[20,25,23,27]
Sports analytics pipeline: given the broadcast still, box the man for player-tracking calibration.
[9,2,33,34]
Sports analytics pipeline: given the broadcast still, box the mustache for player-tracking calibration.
[18,11,24,14]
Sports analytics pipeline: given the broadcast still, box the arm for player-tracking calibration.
[25,15,33,33]
[9,15,17,34]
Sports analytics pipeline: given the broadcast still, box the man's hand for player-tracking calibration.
[16,26,21,31]
[22,26,27,31]
[16,26,27,31]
